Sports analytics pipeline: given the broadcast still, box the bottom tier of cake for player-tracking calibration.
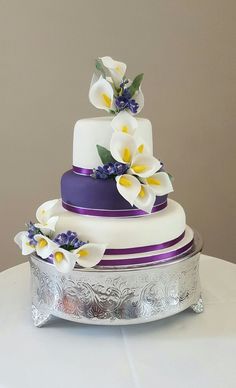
[53,198,191,267]
[30,231,203,327]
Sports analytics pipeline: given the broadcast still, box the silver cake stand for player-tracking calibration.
[30,231,204,327]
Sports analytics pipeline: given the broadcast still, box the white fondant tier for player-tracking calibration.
[98,225,194,266]
[54,199,186,249]
[73,116,153,168]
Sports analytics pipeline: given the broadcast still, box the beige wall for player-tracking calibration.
[1,0,235,272]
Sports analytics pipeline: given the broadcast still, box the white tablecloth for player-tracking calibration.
[0,255,236,388]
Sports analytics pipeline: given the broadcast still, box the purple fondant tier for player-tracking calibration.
[61,170,168,214]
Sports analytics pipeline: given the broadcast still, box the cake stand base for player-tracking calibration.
[31,296,204,327]
[29,232,203,327]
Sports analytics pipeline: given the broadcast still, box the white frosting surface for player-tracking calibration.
[54,199,186,249]
[101,225,193,263]
[73,117,153,168]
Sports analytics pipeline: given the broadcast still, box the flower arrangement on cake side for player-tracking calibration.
[89,56,173,213]
[14,199,106,273]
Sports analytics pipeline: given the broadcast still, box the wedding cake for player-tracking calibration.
[15,56,195,273]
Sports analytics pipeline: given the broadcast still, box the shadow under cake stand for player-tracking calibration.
[30,231,204,327]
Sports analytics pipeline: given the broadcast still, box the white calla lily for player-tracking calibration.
[128,154,161,178]
[143,172,174,196]
[116,174,141,206]
[133,184,156,214]
[52,247,77,273]
[110,132,136,164]
[100,56,127,87]
[74,243,106,268]
[14,231,36,255]
[111,111,137,135]
[89,74,114,111]
[36,199,60,224]
[135,137,151,156]
[110,132,161,178]
[34,234,57,259]
[35,199,60,234]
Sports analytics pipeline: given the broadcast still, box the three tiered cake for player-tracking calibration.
[15,57,203,326]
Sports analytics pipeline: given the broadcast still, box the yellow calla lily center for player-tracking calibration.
[138,144,144,153]
[101,93,111,108]
[146,177,161,185]
[115,66,123,75]
[122,147,132,163]
[38,238,48,248]
[119,176,133,187]
[121,125,129,133]
[55,251,64,263]
[139,186,146,198]
[78,249,89,258]
[132,165,147,173]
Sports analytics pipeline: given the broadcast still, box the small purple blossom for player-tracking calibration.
[115,83,139,114]
[54,232,68,246]
[93,162,129,180]
[93,166,110,180]
[53,231,86,250]
[128,99,139,114]
[113,162,129,175]
[103,162,117,175]
[27,221,42,239]
[29,238,37,247]
[115,95,130,111]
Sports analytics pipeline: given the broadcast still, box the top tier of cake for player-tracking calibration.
[73,117,153,169]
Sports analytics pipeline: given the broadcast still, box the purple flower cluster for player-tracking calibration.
[27,222,41,247]
[53,230,86,250]
[93,162,129,180]
[115,81,139,114]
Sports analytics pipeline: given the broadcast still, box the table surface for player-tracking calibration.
[0,255,236,388]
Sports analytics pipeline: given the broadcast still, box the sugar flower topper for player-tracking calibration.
[89,56,144,116]
[111,111,138,135]
[14,200,106,272]
[93,133,173,213]
[34,199,60,235]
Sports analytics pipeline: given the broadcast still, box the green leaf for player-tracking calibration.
[95,59,106,78]
[127,73,144,97]
[96,145,116,164]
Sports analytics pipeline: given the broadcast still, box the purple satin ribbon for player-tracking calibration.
[45,236,193,268]
[73,166,93,176]
[105,231,185,255]
[73,163,164,176]
[62,200,167,217]
[99,239,194,266]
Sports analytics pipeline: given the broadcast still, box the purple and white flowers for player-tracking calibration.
[94,129,174,213]
[89,56,144,116]
[110,132,174,212]
[53,230,86,250]
[14,200,107,272]
[92,162,129,180]
[115,88,139,114]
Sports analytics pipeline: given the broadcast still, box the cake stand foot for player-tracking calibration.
[190,296,204,314]
[32,304,53,327]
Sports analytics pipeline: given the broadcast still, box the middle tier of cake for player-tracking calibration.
[61,170,168,216]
